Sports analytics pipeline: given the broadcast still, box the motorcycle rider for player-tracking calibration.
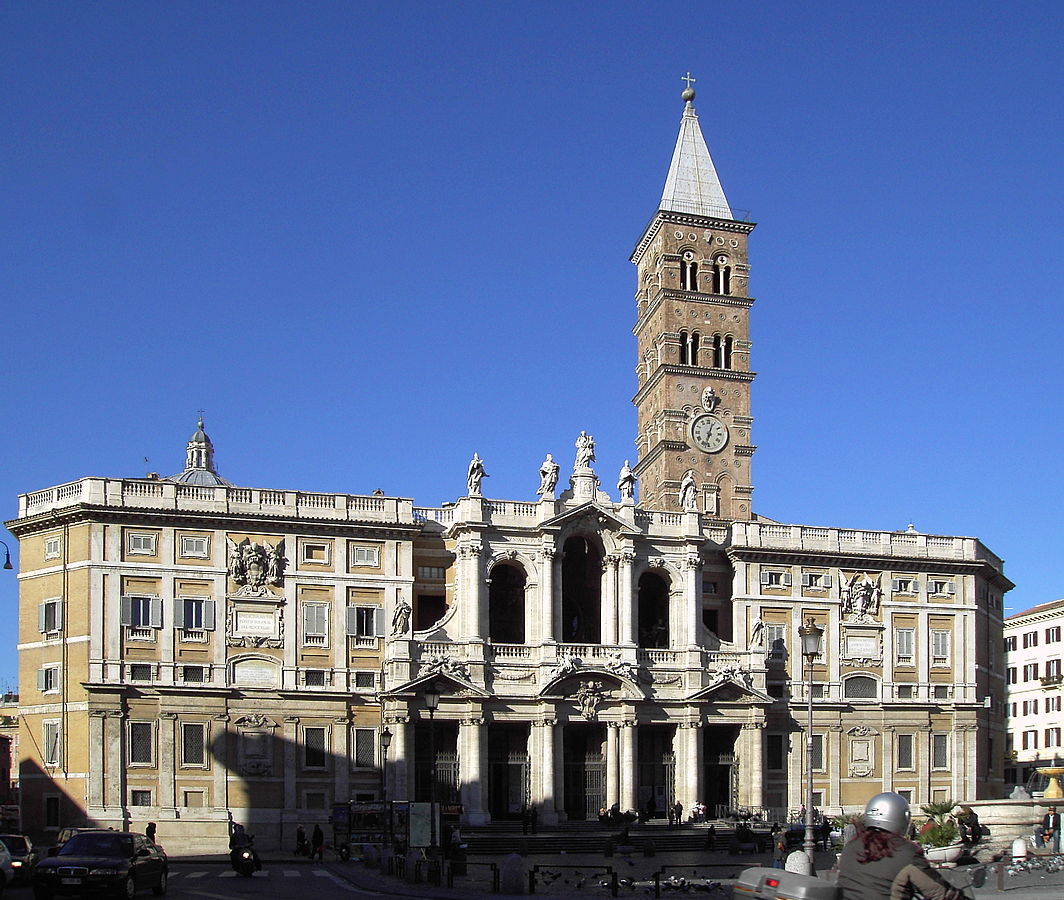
[229,823,262,871]
[837,792,960,900]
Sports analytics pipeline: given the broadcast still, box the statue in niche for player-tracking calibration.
[679,470,697,511]
[617,460,635,501]
[575,431,596,469]
[842,572,882,621]
[537,453,560,496]
[467,452,487,495]
[391,599,412,636]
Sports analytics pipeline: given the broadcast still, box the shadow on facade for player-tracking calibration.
[19,757,102,842]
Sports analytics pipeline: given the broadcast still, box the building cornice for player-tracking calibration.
[631,210,755,264]
[632,364,755,408]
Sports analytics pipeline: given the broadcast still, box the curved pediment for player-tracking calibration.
[540,670,644,702]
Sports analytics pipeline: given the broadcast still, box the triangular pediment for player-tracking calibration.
[381,671,491,700]
[688,676,772,704]
[541,501,639,537]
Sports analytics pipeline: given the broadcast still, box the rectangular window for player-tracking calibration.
[932,733,949,768]
[129,789,151,807]
[37,665,60,693]
[1023,631,1039,649]
[304,727,327,768]
[801,572,832,590]
[353,728,376,768]
[766,734,785,771]
[353,671,376,690]
[44,795,61,828]
[179,535,210,559]
[417,566,445,580]
[121,594,161,630]
[43,721,62,766]
[760,570,791,588]
[765,624,786,658]
[1005,635,1017,652]
[892,578,918,594]
[1007,667,1017,684]
[182,665,205,683]
[1024,663,1039,681]
[1046,659,1063,679]
[181,723,206,767]
[127,532,157,556]
[1048,626,1063,644]
[183,790,205,808]
[301,541,331,565]
[39,598,63,634]
[304,669,327,687]
[303,603,329,646]
[305,791,327,810]
[895,628,915,664]
[704,581,718,596]
[928,580,955,596]
[932,684,950,700]
[347,605,383,641]
[44,536,62,560]
[1047,728,1062,748]
[810,733,824,771]
[129,664,153,682]
[931,629,951,666]
[1023,730,1038,751]
[129,722,154,765]
[897,733,914,770]
[175,597,215,635]
[897,683,915,699]
[351,545,381,568]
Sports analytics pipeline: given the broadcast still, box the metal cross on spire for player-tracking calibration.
[681,72,696,90]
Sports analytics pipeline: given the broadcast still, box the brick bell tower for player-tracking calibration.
[630,80,756,519]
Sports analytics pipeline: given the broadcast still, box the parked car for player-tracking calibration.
[48,828,98,859]
[32,830,167,900]
[0,834,39,884]
[0,840,14,892]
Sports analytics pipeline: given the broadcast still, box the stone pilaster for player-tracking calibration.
[540,547,556,642]
[606,722,620,808]
[460,718,488,826]
[602,555,619,645]
[619,550,635,646]
[158,712,177,811]
[620,720,637,813]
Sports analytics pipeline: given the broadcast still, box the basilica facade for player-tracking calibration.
[9,88,1012,852]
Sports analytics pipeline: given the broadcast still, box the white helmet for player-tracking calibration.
[863,792,911,835]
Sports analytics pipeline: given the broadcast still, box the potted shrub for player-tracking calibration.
[916,800,963,863]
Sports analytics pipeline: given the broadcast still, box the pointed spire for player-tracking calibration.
[167,415,232,486]
[659,80,733,220]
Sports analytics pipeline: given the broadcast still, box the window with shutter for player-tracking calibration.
[39,598,63,634]
[303,603,328,646]
[895,628,915,664]
[931,629,951,666]
[43,721,62,766]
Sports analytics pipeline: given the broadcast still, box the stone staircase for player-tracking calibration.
[462,821,741,855]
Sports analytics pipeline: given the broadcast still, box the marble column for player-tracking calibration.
[540,547,556,642]
[620,721,637,813]
[460,718,488,826]
[739,722,764,811]
[685,555,701,647]
[532,719,559,825]
[388,715,410,801]
[606,722,620,808]
[602,556,618,646]
[618,551,635,645]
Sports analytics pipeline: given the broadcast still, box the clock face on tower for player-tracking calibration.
[690,414,728,453]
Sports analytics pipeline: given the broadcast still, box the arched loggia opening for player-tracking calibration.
[488,563,526,644]
[561,536,602,643]
[637,571,670,648]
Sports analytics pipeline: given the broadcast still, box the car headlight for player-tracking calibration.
[89,868,123,876]
[10,860,21,868]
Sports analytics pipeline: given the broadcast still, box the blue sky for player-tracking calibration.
[2,2,1062,688]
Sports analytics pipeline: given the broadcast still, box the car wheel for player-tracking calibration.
[120,875,135,900]
[151,870,167,896]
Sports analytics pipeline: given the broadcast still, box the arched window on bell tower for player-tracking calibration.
[712,334,723,368]
[691,332,700,366]
[679,331,690,365]
[723,334,734,369]
[680,250,698,291]
[712,255,731,295]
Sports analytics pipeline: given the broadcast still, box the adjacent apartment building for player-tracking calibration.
[1004,599,1064,788]
[8,86,1013,853]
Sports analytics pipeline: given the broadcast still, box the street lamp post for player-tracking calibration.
[0,540,13,570]
[799,617,824,870]
[380,727,392,802]
[424,686,440,859]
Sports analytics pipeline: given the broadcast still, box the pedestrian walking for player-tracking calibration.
[311,823,324,861]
